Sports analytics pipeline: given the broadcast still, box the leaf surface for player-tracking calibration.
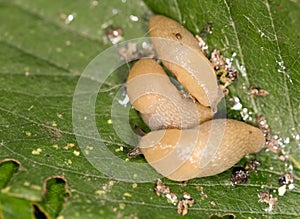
[0,0,300,218]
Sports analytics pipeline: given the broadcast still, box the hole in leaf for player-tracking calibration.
[38,176,71,218]
[33,204,48,219]
[209,214,236,219]
[0,159,21,189]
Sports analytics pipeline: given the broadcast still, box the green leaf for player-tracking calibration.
[0,0,300,218]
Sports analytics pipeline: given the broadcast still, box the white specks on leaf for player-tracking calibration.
[129,15,139,22]
[278,184,287,196]
[64,143,76,150]
[32,148,42,155]
[60,13,77,25]
[112,8,119,15]
[231,96,243,110]
[73,150,80,156]
[25,131,32,137]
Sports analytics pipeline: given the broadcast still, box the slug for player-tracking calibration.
[126,15,265,181]
[127,59,213,130]
[148,15,223,111]
[137,119,265,181]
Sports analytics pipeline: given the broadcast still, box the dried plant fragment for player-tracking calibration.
[256,115,282,153]
[210,49,238,89]
[258,190,278,212]
[244,159,262,173]
[105,26,123,44]
[199,186,208,198]
[250,85,269,97]
[177,192,195,216]
[210,49,226,71]
[154,179,170,196]
[154,179,177,205]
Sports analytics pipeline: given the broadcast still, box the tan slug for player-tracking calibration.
[138,119,265,181]
[148,15,224,111]
[126,15,265,181]
[127,59,213,130]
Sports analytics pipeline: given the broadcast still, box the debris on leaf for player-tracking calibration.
[60,12,77,25]
[105,26,124,44]
[32,148,42,155]
[250,85,269,97]
[195,35,208,54]
[177,192,195,216]
[210,49,226,71]
[154,179,177,205]
[256,115,282,153]
[132,183,138,188]
[154,179,170,196]
[231,167,250,186]
[210,201,216,207]
[199,186,208,198]
[278,173,294,185]
[278,172,295,195]
[258,190,278,212]
[244,159,261,173]
[165,193,178,205]
[231,159,261,186]
[199,22,213,37]
[278,184,287,196]
[210,49,238,89]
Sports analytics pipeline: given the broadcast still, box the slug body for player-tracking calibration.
[126,15,265,181]
[138,119,265,181]
[127,59,213,130]
[148,15,223,110]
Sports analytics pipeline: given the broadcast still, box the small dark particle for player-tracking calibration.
[231,167,250,186]
[200,22,213,37]
[278,173,294,185]
[174,32,182,40]
[278,176,286,185]
[244,159,261,173]
[127,147,141,158]
[225,68,238,82]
